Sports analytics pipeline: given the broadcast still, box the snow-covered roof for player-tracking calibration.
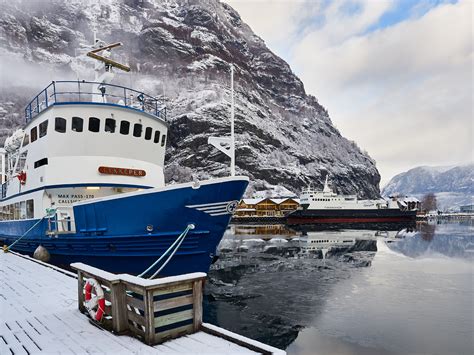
[241,198,265,205]
[402,196,420,202]
[235,208,256,212]
[241,197,300,206]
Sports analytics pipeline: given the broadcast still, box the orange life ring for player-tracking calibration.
[84,278,106,321]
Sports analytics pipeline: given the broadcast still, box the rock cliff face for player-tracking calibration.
[0,0,381,198]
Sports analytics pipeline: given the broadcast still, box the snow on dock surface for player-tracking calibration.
[0,252,262,354]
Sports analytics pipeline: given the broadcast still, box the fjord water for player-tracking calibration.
[204,221,473,355]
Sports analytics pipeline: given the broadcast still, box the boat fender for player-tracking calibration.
[84,278,106,322]
[33,245,50,262]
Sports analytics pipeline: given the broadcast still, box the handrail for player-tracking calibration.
[25,80,167,123]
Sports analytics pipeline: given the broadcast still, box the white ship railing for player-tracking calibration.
[25,81,167,123]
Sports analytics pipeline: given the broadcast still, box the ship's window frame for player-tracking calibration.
[34,158,48,169]
[30,127,38,142]
[120,120,130,135]
[144,127,152,140]
[22,134,29,147]
[55,117,67,133]
[161,134,166,147]
[72,117,83,132]
[13,202,20,220]
[20,201,26,220]
[154,131,160,143]
[105,118,116,133]
[26,199,34,219]
[88,117,100,133]
[39,120,48,138]
[133,123,142,138]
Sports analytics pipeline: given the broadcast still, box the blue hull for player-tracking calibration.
[0,178,248,276]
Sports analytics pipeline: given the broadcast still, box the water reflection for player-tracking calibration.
[204,220,474,354]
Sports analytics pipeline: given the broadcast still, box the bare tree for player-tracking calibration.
[421,193,437,212]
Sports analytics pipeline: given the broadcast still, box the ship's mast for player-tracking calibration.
[208,64,236,176]
[0,148,5,184]
[230,65,235,176]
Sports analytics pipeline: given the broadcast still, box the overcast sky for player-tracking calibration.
[224,0,472,185]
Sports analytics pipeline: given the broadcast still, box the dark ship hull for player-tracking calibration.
[287,208,417,225]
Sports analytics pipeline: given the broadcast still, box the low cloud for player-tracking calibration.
[225,0,472,184]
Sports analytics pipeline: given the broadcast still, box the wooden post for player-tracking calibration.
[110,282,128,334]
[144,289,155,345]
[192,280,203,332]
[77,271,85,313]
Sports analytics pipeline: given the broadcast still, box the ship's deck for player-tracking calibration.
[0,251,281,354]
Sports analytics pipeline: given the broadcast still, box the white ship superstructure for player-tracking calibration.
[0,38,248,276]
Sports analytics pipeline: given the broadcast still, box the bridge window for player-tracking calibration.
[55,117,66,133]
[144,127,152,140]
[161,135,166,147]
[120,121,130,135]
[30,127,38,142]
[105,118,116,133]
[34,158,48,169]
[39,120,48,138]
[72,117,83,132]
[89,117,100,132]
[133,123,142,138]
[154,131,160,143]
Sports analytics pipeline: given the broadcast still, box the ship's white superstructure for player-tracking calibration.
[300,175,395,210]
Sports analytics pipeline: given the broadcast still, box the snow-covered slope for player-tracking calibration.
[0,0,381,198]
[382,164,474,209]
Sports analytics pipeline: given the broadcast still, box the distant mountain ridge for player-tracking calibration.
[382,164,473,209]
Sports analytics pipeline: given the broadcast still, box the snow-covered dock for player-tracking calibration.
[0,251,285,354]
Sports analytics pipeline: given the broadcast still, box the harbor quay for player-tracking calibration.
[0,250,285,354]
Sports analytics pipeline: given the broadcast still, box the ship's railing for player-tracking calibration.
[25,81,167,123]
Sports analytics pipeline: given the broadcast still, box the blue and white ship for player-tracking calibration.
[0,39,248,277]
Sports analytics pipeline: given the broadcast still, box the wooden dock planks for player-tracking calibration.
[1,252,282,354]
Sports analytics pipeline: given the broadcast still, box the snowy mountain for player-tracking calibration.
[382,164,474,209]
[0,0,381,198]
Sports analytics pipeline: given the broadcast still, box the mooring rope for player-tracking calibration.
[3,208,57,252]
[138,223,195,279]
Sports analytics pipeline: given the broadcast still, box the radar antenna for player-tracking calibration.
[86,32,131,103]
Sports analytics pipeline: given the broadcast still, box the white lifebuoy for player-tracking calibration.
[84,278,106,321]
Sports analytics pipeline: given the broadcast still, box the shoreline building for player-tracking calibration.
[235,198,300,217]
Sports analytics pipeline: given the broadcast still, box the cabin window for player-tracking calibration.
[154,131,160,143]
[26,199,34,219]
[20,201,26,220]
[30,127,38,142]
[120,121,130,135]
[55,117,67,133]
[22,134,29,147]
[105,118,116,133]
[133,123,142,138]
[89,117,100,132]
[161,134,166,147]
[39,120,48,138]
[34,158,48,169]
[144,127,152,140]
[13,202,20,220]
[72,117,83,132]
